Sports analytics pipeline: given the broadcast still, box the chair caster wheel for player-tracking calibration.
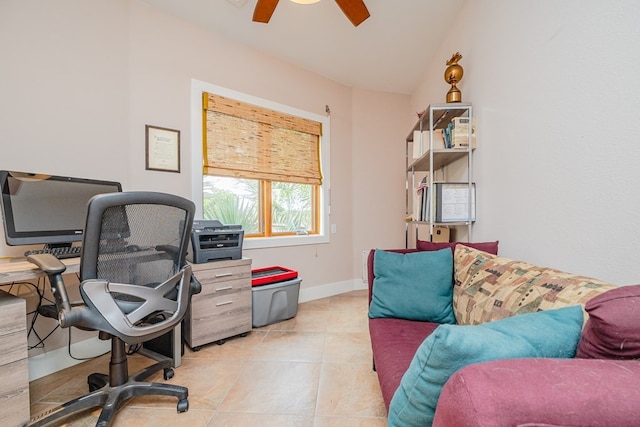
[177,398,189,413]
[192,346,202,352]
[164,368,174,380]
[240,332,248,338]
[88,373,107,392]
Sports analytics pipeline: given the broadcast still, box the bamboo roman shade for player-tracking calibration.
[203,92,323,185]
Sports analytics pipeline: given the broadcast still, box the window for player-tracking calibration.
[194,83,330,249]
[202,177,318,236]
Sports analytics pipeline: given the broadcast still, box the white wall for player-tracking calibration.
[412,0,640,285]
[0,0,131,257]
[0,0,131,182]
[351,89,411,279]
[1,0,404,286]
[0,0,405,371]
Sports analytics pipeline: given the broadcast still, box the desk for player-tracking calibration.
[0,256,80,283]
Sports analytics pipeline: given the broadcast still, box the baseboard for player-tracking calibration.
[28,278,366,381]
[298,278,366,303]
[28,336,110,381]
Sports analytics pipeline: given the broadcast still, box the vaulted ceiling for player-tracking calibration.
[139,0,465,94]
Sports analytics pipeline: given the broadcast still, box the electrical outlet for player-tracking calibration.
[361,250,368,282]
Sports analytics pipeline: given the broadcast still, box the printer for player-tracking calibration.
[187,219,244,264]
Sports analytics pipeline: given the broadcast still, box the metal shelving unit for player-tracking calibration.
[405,103,474,248]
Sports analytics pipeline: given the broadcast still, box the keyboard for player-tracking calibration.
[24,245,82,259]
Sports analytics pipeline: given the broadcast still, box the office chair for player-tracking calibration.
[26,191,199,427]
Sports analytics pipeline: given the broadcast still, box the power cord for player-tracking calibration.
[1,279,59,350]
[66,328,110,361]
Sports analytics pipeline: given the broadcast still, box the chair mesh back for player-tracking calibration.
[83,202,189,288]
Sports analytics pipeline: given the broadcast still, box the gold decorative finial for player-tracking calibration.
[444,52,464,103]
[446,52,462,67]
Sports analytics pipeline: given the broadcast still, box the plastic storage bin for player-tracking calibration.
[252,278,301,327]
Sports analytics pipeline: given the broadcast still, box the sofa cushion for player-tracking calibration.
[433,358,640,427]
[453,245,617,325]
[367,248,418,304]
[416,240,499,255]
[577,284,640,359]
[368,249,455,323]
[369,317,440,410]
[388,305,584,427]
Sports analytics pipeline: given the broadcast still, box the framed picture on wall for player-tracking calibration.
[145,125,180,173]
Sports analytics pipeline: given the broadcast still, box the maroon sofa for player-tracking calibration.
[367,248,640,427]
[367,248,424,408]
[433,358,640,427]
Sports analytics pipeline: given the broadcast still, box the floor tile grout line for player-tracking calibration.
[28,291,387,425]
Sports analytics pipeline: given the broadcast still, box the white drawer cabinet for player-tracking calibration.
[0,290,29,426]
[184,258,252,349]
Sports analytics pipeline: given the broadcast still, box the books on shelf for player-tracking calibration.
[435,182,476,222]
[412,123,474,155]
[415,177,429,221]
[412,130,446,159]
[412,131,422,159]
[415,181,476,223]
[432,130,446,150]
[451,117,477,149]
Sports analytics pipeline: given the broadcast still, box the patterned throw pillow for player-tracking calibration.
[416,240,499,255]
[452,245,617,325]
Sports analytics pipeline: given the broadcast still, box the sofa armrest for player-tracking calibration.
[433,358,640,427]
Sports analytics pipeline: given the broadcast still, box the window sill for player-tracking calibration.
[244,233,329,250]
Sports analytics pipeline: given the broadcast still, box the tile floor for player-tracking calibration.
[28,290,388,426]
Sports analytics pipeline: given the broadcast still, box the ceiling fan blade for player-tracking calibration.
[253,0,279,23]
[334,0,370,27]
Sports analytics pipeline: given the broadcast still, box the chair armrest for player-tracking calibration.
[27,253,72,312]
[27,253,66,275]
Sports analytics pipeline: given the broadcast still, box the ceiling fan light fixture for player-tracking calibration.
[253,0,369,26]
[226,0,249,7]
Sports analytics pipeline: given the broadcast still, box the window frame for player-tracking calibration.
[262,180,320,237]
[190,79,331,250]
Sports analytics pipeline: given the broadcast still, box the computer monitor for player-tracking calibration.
[0,170,122,248]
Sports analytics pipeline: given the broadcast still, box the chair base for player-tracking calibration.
[29,358,188,427]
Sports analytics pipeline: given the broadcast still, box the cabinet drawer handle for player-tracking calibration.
[216,300,233,307]
[214,272,233,278]
[215,286,233,292]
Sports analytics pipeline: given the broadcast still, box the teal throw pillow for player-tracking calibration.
[388,305,584,427]
[368,248,455,324]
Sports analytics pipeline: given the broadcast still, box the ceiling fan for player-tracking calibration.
[253,0,370,27]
